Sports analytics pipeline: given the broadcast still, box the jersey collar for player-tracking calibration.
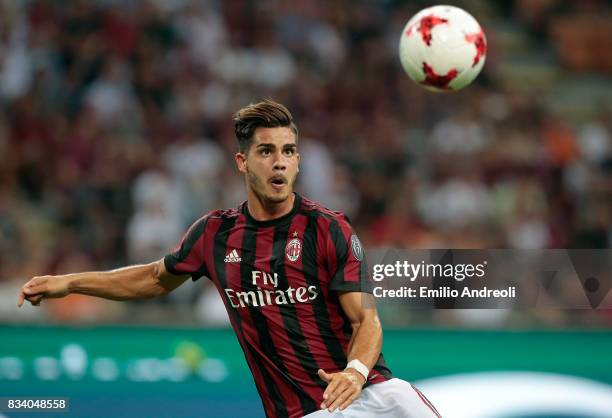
[242,193,302,227]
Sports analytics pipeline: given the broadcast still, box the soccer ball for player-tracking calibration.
[399,5,487,92]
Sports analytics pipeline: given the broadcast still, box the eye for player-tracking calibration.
[283,148,295,156]
[260,148,271,156]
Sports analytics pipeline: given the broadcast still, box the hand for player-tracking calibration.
[317,368,365,412]
[18,275,71,307]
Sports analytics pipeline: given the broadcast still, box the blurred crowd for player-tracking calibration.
[0,0,610,327]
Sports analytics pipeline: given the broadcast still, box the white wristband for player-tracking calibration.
[345,359,369,381]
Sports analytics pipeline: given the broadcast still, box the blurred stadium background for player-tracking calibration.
[0,0,611,417]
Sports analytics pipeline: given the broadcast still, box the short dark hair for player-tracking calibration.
[233,98,298,152]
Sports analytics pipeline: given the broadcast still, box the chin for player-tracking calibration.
[263,187,292,202]
[265,193,290,203]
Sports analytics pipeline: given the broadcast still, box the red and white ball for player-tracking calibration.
[399,5,487,92]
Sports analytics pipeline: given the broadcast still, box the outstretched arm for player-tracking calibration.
[317,292,382,412]
[17,259,190,307]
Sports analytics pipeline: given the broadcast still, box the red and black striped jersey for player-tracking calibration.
[164,193,393,418]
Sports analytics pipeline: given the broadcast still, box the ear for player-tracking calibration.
[235,152,247,174]
[296,152,300,172]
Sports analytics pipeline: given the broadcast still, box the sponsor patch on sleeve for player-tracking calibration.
[350,234,364,261]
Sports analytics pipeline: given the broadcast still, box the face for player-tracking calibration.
[235,127,300,204]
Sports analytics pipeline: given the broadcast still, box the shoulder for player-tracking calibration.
[300,196,340,218]
[187,206,241,231]
[299,196,353,229]
[205,207,241,220]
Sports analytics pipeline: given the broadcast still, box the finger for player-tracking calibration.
[324,379,348,409]
[321,375,338,409]
[24,276,46,288]
[317,369,332,383]
[339,391,360,411]
[17,289,25,307]
[328,387,353,412]
[18,277,48,307]
[329,378,348,399]
[27,294,44,306]
[323,376,341,401]
[23,280,48,295]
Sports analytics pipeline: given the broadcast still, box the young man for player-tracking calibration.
[18,99,441,418]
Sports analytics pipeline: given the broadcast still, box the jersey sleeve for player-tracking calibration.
[164,215,210,281]
[327,216,372,293]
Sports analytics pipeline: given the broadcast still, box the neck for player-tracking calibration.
[247,190,295,222]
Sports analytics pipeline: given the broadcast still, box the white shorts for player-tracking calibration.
[303,378,441,418]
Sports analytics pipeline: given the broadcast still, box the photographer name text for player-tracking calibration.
[371,261,516,300]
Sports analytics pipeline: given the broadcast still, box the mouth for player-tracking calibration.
[269,175,288,191]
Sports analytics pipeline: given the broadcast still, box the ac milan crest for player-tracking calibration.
[285,238,302,262]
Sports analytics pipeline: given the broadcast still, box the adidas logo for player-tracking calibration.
[224,249,241,263]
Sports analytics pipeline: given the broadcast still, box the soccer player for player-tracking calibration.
[18,99,441,418]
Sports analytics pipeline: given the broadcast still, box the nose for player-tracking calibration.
[272,151,286,171]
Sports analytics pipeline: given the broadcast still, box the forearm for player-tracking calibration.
[346,314,382,370]
[317,311,382,411]
[67,262,164,301]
